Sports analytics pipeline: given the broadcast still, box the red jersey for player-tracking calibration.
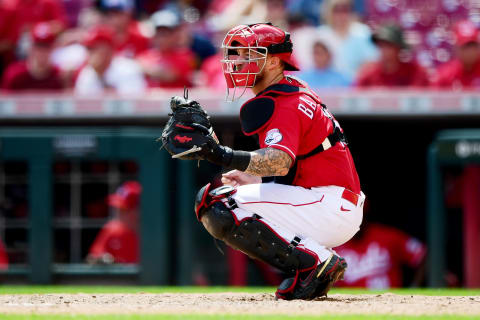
[12,0,66,25]
[0,3,16,41]
[2,61,64,91]
[200,53,225,92]
[138,48,195,88]
[335,223,426,289]
[356,61,429,87]
[88,220,138,263]
[1,0,66,43]
[115,23,149,58]
[433,59,480,89]
[241,76,360,192]
[0,240,8,270]
[0,5,16,71]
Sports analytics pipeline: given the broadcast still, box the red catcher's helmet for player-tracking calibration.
[221,23,299,101]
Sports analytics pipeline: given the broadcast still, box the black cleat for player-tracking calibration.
[313,254,347,298]
[275,254,347,301]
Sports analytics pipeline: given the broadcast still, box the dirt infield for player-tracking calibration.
[0,293,479,316]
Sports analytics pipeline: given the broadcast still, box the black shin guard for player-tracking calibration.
[196,185,317,276]
[223,217,317,275]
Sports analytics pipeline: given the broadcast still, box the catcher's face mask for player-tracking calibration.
[221,25,267,101]
[221,23,300,101]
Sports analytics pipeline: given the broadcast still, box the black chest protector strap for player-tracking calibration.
[259,92,348,185]
[297,104,348,160]
[257,89,348,161]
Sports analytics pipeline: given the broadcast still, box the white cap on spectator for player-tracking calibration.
[151,10,181,29]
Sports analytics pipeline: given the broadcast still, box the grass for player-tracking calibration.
[0,286,479,296]
[1,315,480,320]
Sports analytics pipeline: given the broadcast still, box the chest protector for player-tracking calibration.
[240,79,347,185]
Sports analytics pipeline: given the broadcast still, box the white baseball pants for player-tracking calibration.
[231,183,365,263]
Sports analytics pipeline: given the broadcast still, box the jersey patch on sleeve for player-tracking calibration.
[264,128,283,145]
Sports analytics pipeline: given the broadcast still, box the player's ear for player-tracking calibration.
[267,55,282,70]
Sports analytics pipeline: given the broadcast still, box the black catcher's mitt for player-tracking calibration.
[160,95,219,160]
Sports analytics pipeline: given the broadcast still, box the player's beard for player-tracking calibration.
[253,69,265,87]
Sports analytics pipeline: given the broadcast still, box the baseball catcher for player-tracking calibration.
[161,23,364,300]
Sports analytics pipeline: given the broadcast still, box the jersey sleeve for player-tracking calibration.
[88,225,113,257]
[257,105,303,162]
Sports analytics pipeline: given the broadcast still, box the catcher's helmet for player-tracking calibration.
[221,23,299,101]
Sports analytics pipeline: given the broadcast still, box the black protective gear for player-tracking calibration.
[160,95,250,169]
[275,254,347,300]
[160,95,219,160]
[195,185,318,276]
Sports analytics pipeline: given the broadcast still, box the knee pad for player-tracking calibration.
[194,184,318,276]
[201,202,236,240]
[195,184,238,239]
[195,184,237,220]
[194,183,212,221]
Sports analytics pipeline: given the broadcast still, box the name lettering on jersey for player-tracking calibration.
[298,96,317,120]
[265,128,283,145]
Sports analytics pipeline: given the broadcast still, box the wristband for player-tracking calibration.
[228,150,251,171]
[204,144,250,170]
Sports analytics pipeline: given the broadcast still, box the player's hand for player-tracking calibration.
[221,170,261,187]
[86,253,114,265]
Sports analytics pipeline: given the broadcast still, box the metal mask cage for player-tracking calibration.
[221,26,269,101]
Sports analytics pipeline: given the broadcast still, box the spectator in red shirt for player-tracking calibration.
[1,23,64,91]
[0,238,8,271]
[138,9,195,88]
[356,25,429,87]
[74,26,146,95]
[99,0,149,58]
[0,0,66,62]
[200,52,225,91]
[335,220,426,289]
[0,4,17,76]
[10,0,67,33]
[433,20,480,90]
[87,181,141,264]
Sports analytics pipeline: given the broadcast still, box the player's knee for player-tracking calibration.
[194,184,237,240]
[201,202,236,240]
[194,183,212,220]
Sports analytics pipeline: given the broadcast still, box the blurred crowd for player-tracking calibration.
[1,0,480,94]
